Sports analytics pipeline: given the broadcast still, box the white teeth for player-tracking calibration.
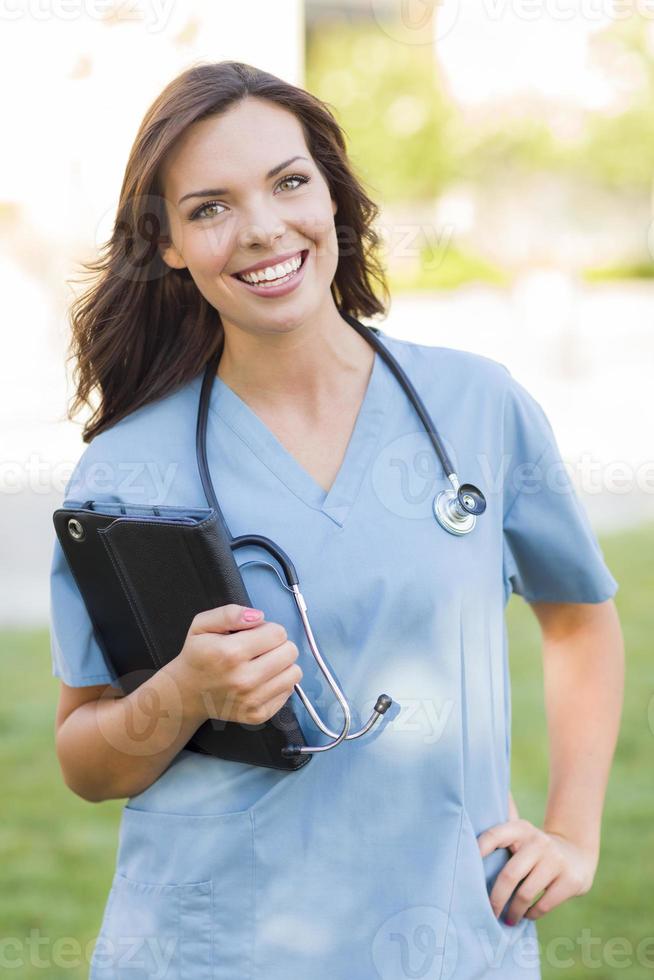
[240,253,302,284]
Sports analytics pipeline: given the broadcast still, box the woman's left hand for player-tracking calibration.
[477,819,599,925]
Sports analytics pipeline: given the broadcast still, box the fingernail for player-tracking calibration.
[505,919,515,927]
[242,608,263,622]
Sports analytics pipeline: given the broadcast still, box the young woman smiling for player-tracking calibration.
[50,61,623,980]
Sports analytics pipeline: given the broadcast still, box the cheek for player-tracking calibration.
[294,208,339,272]
[165,207,227,268]
[186,222,235,272]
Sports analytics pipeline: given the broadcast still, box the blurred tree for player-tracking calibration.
[577,15,654,191]
[454,13,654,194]
[306,21,458,203]
[451,115,568,183]
[305,9,654,284]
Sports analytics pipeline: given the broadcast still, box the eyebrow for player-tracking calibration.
[177,155,310,206]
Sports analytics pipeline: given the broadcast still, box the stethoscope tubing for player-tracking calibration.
[195,311,484,757]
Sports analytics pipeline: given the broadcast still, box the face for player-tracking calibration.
[159,96,339,337]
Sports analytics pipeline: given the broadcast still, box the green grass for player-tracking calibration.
[0,631,123,978]
[1,524,652,978]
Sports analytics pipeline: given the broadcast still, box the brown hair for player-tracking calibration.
[66,60,389,443]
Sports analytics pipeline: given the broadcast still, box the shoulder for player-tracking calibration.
[376,328,512,393]
[374,329,552,447]
[90,373,202,454]
[65,374,202,502]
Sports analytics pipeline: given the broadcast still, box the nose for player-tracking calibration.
[238,199,286,252]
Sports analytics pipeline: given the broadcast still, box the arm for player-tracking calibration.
[530,596,625,861]
[478,597,624,925]
[56,658,207,803]
[55,604,300,804]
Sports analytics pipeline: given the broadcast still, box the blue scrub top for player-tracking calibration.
[50,330,618,980]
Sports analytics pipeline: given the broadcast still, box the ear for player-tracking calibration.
[331,197,337,217]
[158,235,187,271]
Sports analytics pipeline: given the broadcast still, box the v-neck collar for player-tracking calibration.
[208,343,394,528]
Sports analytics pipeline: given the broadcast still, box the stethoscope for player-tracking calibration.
[195,310,486,758]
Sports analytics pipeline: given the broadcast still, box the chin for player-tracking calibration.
[255,300,320,332]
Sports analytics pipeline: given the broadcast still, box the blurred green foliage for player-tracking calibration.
[309,14,654,192]
[306,14,654,287]
[2,523,651,977]
[575,18,654,190]
[583,260,654,282]
[306,23,459,202]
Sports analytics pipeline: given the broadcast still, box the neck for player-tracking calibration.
[216,306,374,409]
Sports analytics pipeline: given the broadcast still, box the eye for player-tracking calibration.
[189,200,226,221]
[277,174,310,192]
[189,173,310,221]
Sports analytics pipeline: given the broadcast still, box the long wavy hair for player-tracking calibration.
[66,60,389,443]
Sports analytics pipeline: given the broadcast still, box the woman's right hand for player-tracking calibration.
[172,604,303,727]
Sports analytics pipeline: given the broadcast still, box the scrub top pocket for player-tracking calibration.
[89,873,214,979]
[90,806,256,980]
[445,807,541,979]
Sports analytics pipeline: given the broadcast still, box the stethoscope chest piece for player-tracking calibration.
[433,481,486,536]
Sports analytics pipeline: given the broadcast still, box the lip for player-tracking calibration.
[231,249,306,278]
[232,249,310,299]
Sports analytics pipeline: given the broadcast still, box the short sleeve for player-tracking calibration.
[49,457,119,688]
[501,372,618,604]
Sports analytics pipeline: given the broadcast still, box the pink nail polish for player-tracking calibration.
[242,608,263,622]
[505,919,515,926]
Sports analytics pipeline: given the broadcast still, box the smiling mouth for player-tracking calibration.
[232,249,309,288]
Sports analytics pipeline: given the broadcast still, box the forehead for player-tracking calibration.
[161,97,310,199]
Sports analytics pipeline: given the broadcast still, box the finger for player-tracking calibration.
[254,689,296,726]
[240,667,302,725]
[477,819,532,858]
[242,641,300,687]
[524,874,570,921]
[224,620,290,662]
[488,843,542,920]
[251,663,303,710]
[190,604,266,636]
[503,863,557,925]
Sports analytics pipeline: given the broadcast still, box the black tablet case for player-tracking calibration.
[52,501,311,771]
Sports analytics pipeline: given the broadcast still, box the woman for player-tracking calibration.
[50,61,624,979]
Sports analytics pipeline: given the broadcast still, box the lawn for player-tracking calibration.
[1,523,651,978]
